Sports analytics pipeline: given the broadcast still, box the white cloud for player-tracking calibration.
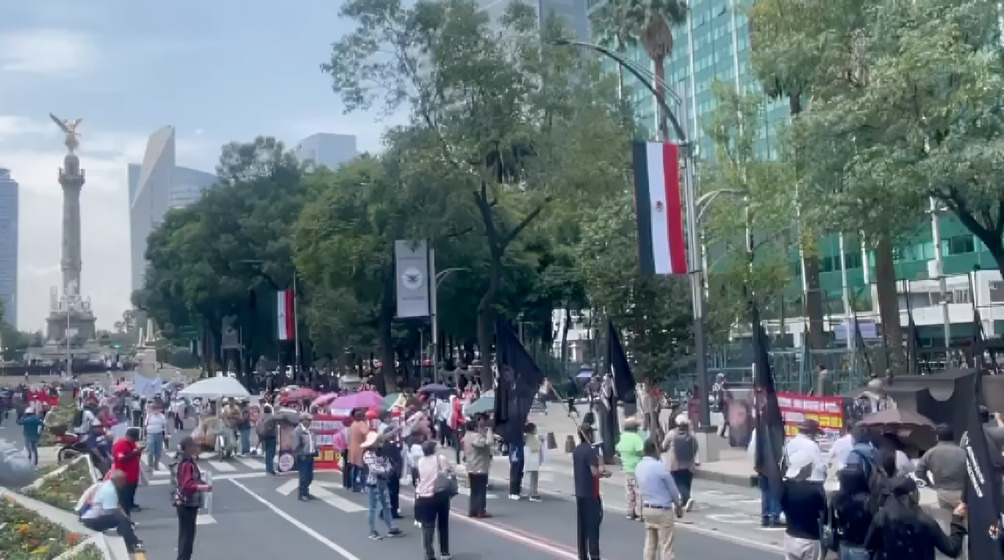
[0,116,211,332]
[0,29,98,76]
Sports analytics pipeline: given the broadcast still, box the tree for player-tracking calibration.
[114,309,136,334]
[137,136,306,377]
[323,0,627,383]
[699,83,796,339]
[592,0,645,99]
[637,0,688,140]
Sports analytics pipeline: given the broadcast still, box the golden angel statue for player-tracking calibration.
[49,113,83,153]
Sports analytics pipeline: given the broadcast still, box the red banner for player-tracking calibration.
[311,414,347,470]
[776,392,844,451]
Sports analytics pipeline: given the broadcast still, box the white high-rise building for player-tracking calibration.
[0,168,18,327]
[295,133,358,170]
[129,126,217,294]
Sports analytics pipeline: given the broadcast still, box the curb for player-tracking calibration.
[692,468,756,487]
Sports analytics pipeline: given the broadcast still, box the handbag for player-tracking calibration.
[433,455,458,497]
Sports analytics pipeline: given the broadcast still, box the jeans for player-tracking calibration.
[263,438,276,474]
[82,511,140,552]
[240,427,251,455]
[416,492,451,559]
[758,474,782,523]
[176,506,198,560]
[298,456,314,497]
[342,460,352,488]
[118,482,138,515]
[367,480,398,534]
[467,473,489,516]
[387,473,401,516]
[671,470,694,505]
[24,438,38,465]
[575,497,603,560]
[509,461,524,496]
[147,432,164,467]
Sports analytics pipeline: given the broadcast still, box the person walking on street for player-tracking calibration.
[508,429,525,500]
[663,415,698,511]
[615,417,645,520]
[380,427,405,519]
[362,431,404,539]
[347,409,370,492]
[174,436,210,560]
[258,404,277,475]
[780,450,827,560]
[572,425,609,560]
[415,440,453,560]
[112,427,143,516]
[914,423,966,512]
[144,404,167,470]
[293,413,317,501]
[238,402,253,456]
[18,407,42,465]
[523,423,544,502]
[463,417,493,517]
[636,438,682,560]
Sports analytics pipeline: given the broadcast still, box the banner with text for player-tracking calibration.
[394,240,431,318]
[776,391,845,451]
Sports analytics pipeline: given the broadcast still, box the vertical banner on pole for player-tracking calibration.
[394,240,431,318]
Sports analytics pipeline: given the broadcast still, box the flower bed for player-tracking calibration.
[0,494,84,559]
[22,458,93,511]
[64,543,103,560]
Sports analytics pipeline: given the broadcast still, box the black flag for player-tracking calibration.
[607,321,636,405]
[494,320,544,444]
[962,373,1004,560]
[752,303,785,500]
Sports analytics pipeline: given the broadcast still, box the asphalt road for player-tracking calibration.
[133,469,781,560]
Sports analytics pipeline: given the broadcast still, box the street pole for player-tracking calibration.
[929,197,952,357]
[66,297,72,379]
[838,232,855,373]
[429,246,437,383]
[293,273,301,375]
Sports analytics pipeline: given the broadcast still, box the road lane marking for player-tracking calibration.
[228,479,362,560]
[312,486,366,512]
[207,460,237,472]
[276,479,299,496]
[196,514,216,525]
[149,471,268,486]
[151,463,170,476]
[236,457,261,470]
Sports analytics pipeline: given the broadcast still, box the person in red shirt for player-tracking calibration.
[112,427,144,516]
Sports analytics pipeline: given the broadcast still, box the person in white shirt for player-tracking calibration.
[827,422,856,470]
[79,470,142,553]
[145,405,167,469]
[783,419,827,482]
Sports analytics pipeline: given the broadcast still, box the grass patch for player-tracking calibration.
[22,458,93,512]
[66,543,104,560]
[0,494,86,559]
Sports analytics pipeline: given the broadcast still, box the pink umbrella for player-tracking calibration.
[332,390,384,410]
[311,393,339,409]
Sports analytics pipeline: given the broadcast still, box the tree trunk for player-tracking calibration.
[560,305,571,373]
[875,233,905,374]
[379,260,398,392]
[476,245,502,389]
[804,254,827,363]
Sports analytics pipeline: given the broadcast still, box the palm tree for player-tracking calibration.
[638,0,689,140]
[593,0,645,100]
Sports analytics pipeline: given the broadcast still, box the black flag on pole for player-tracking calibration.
[493,320,544,445]
[607,321,636,405]
[962,373,1004,560]
[752,303,785,500]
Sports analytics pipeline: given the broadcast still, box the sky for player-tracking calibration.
[0,1,407,332]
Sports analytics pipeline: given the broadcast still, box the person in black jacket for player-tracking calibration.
[780,449,828,560]
[864,477,966,560]
[830,466,876,560]
[380,428,405,519]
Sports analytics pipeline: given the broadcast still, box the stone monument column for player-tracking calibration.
[59,154,84,297]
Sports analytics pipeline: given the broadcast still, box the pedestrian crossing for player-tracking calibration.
[147,453,269,484]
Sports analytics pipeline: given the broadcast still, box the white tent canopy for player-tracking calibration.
[177,376,250,399]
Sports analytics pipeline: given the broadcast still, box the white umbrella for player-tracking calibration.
[177,377,250,399]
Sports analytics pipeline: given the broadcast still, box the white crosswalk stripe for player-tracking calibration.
[151,462,171,476]
[235,457,263,470]
[207,460,238,472]
[312,487,367,512]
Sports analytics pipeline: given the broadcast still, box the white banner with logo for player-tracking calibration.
[394,240,431,318]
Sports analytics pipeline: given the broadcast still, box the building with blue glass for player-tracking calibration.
[0,169,17,328]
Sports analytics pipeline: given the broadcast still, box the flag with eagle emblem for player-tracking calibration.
[632,141,688,275]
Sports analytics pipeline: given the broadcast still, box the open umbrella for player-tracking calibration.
[282,387,318,402]
[418,383,451,398]
[312,393,339,409]
[383,392,401,409]
[858,407,937,450]
[332,390,384,410]
[178,376,250,399]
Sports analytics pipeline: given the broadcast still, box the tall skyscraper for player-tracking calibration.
[478,0,590,40]
[129,126,217,294]
[0,169,17,328]
[295,133,358,170]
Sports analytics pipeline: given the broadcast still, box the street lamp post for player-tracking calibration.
[552,38,713,428]
[430,262,469,383]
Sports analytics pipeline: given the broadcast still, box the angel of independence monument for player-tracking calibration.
[38,115,98,366]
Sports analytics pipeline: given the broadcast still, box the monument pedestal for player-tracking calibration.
[45,309,97,343]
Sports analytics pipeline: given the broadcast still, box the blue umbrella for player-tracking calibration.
[418,383,451,397]
[465,396,495,416]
